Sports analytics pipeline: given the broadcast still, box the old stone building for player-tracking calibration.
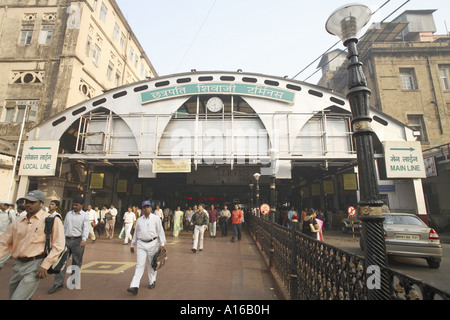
[318,10,450,225]
[0,0,157,200]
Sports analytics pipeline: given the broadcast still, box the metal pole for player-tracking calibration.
[345,39,389,300]
[269,176,276,267]
[290,219,298,300]
[7,105,29,202]
[256,180,260,215]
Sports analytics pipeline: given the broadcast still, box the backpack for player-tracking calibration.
[43,214,69,274]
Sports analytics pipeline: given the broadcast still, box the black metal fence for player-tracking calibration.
[246,214,450,300]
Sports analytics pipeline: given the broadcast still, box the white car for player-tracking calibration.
[360,213,443,268]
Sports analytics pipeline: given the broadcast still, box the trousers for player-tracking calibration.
[209,221,217,237]
[130,239,158,288]
[192,225,206,250]
[232,223,242,241]
[9,258,42,300]
[53,237,85,287]
[124,223,133,244]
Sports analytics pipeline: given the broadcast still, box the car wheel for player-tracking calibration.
[426,258,440,269]
[341,224,348,233]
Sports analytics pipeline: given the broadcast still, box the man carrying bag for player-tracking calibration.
[0,190,65,300]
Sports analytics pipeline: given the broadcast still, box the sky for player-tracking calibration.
[115,0,450,84]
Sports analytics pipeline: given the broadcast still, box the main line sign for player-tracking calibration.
[383,141,426,179]
[19,140,60,176]
[141,82,296,105]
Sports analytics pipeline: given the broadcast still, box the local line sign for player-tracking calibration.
[19,140,60,176]
[383,141,426,179]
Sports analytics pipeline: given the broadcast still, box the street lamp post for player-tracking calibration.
[268,148,278,268]
[326,4,389,300]
[253,173,261,216]
[249,183,254,211]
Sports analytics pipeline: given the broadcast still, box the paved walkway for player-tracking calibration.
[0,226,285,300]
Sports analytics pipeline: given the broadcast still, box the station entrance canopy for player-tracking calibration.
[26,71,414,182]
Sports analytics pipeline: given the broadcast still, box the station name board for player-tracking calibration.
[141,82,295,105]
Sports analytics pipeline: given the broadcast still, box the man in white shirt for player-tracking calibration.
[108,204,118,238]
[87,205,97,243]
[48,196,90,294]
[122,207,136,245]
[127,200,166,296]
[154,204,163,221]
[0,201,16,269]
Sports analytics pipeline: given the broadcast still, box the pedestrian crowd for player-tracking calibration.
[0,188,327,300]
[0,190,248,299]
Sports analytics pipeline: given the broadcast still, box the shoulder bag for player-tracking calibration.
[43,214,70,274]
[309,218,319,233]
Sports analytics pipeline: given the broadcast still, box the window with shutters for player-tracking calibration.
[400,68,417,90]
[38,25,54,45]
[2,101,39,123]
[407,114,428,142]
[439,65,450,91]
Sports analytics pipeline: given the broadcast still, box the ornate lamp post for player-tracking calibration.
[253,172,261,216]
[326,4,389,300]
[249,183,254,210]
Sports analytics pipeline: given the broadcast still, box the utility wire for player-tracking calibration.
[175,0,218,73]
[293,0,402,82]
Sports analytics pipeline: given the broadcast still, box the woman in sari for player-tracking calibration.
[173,206,184,237]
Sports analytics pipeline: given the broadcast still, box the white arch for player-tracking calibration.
[27,71,413,160]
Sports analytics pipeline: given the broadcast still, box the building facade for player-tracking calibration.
[0,0,157,200]
[19,71,426,228]
[318,10,450,227]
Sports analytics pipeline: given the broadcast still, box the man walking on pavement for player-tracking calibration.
[127,200,166,295]
[123,207,136,245]
[48,197,90,294]
[0,190,65,300]
[231,204,243,243]
[87,205,97,243]
[208,205,218,238]
[0,200,16,268]
[108,204,118,238]
[190,204,208,253]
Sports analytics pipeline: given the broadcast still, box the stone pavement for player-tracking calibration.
[0,226,285,301]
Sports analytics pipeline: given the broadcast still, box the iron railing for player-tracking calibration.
[246,214,450,300]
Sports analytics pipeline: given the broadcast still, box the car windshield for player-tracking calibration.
[384,215,426,226]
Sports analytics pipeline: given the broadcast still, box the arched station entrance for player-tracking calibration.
[20,71,422,225]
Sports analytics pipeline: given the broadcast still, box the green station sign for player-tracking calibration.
[141,82,296,105]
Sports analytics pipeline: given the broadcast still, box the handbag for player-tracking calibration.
[43,214,70,274]
[118,226,125,239]
[151,248,168,271]
[309,219,319,233]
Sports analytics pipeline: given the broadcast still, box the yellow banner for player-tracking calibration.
[153,159,191,173]
[117,179,128,193]
[90,173,104,189]
[343,173,358,190]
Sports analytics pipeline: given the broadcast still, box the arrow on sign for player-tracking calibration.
[29,147,52,150]
[390,147,415,152]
